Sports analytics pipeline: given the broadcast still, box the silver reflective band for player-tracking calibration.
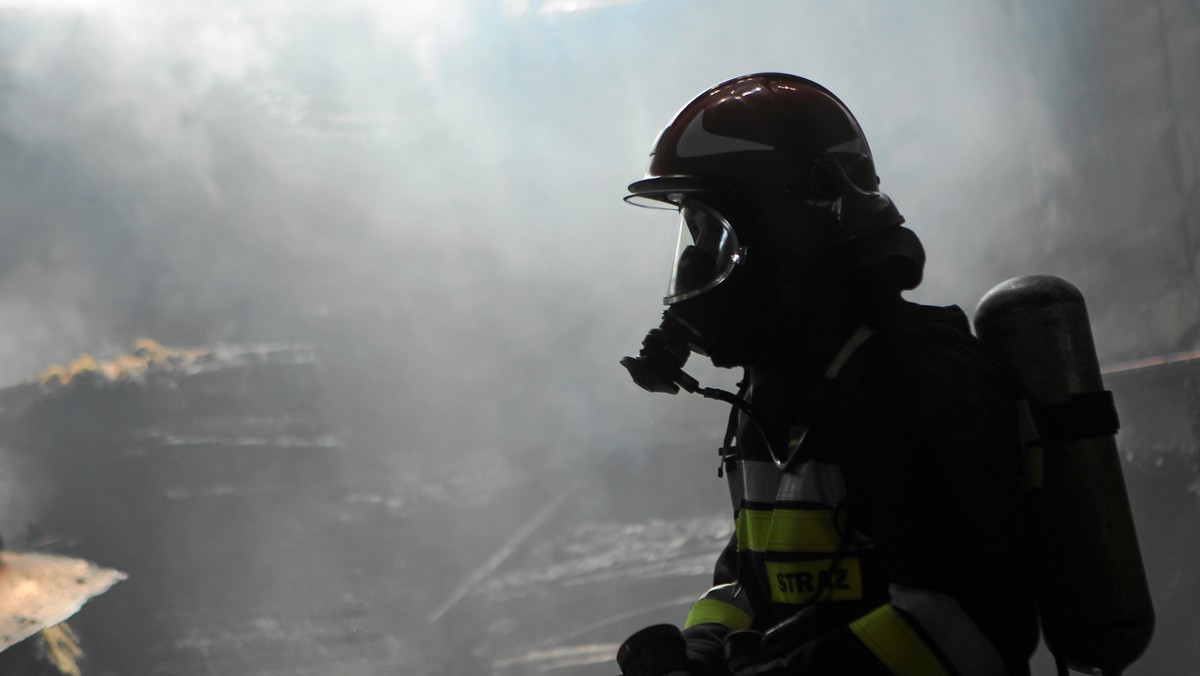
[676,109,775,158]
[738,458,847,507]
[889,584,1007,676]
[776,461,847,506]
[739,459,782,504]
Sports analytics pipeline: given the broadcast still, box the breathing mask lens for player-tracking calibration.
[664,200,744,304]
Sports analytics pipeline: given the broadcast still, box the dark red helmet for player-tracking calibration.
[627,73,923,298]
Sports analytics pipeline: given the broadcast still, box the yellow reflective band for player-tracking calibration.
[736,508,843,553]
[684,598,753,630]
[766,558,863,603]
[736,508,770,551]
[849,604,950,676]
[1023,445,1044,490]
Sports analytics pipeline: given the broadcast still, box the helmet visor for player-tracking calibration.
[664,200,744,304]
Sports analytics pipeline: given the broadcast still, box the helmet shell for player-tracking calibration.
[628,73,920,288]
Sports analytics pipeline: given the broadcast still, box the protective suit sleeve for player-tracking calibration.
[727,587,1007,676]
[681,531,749,673]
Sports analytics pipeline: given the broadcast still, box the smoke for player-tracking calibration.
[0,1,1196,673]
[0,0,1195,439]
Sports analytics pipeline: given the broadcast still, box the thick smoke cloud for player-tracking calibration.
[2,1,1194,434]
[0,1,1196,673]
[0,2,701,461]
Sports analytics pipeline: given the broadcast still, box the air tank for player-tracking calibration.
[974,275,1154,675]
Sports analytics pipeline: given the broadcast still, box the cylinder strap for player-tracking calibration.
[1031,390,1120,444]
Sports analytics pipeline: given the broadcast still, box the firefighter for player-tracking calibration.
[616,73,1039,676]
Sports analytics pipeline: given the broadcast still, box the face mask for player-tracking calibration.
[621,267,780,400]
[622,194,786,380]
[664,265,780,368]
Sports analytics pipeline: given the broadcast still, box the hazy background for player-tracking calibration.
[1,0,1197,453]
[0,0,1196,674]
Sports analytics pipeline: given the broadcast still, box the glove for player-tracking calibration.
[617,624,697,676]
[723,623,819,676]
[728,651,802,676]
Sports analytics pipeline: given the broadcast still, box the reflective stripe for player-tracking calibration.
[824,326,876,378]
[766,557,863,603]
[741,459,847,506]
[849,604,950,676]
[684,598,754,630]
[736,508,842,553]
[684,582,755,630]
[735,508,766,551]
[725,464,744,512]
[889,585,1006,676]
[776,461,847,505]
[740,460,781,503]
[1022,445,1044,490]
[1015,398,1039,445]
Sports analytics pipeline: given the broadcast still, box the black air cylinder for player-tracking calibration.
[974,275,1153,675]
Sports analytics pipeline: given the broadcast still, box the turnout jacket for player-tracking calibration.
[681,302,1039,676]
